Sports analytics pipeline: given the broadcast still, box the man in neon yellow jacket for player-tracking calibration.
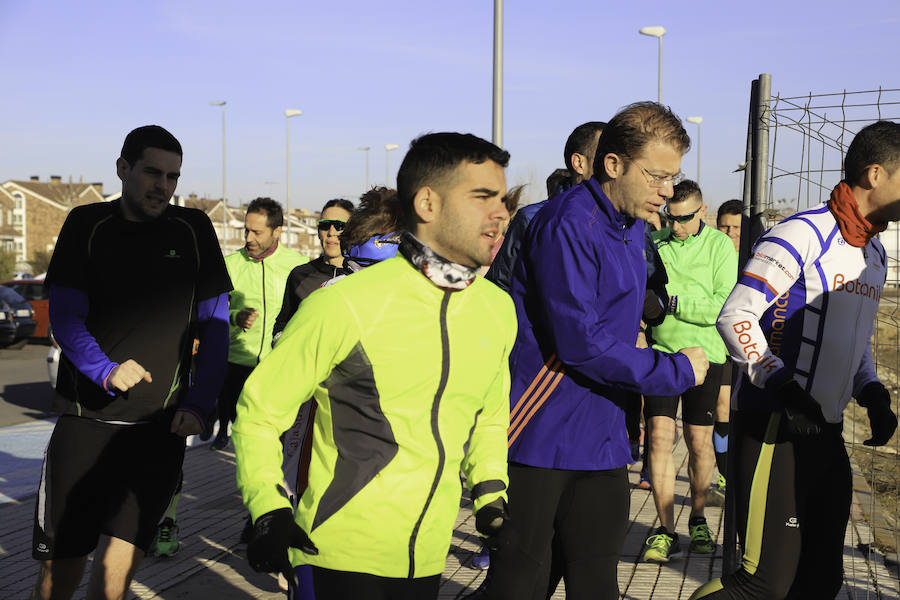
[212,197,309,449]
[233,132,516,599]
[641,180,738,563]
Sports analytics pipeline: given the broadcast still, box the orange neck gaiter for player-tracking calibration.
[828,181,885,247]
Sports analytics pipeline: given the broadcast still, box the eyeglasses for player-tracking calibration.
[664,205,702,224]
[317,219,346,231]
[631,159,685,188]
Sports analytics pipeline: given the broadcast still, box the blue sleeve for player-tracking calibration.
[485,209,529,293]
[524,213,693,397]
[49,284,117,394]
[179,292,230,422]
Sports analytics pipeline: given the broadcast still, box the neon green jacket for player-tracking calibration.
[233,256,516,578]
[224,244,308,366]
[649,223,737,364]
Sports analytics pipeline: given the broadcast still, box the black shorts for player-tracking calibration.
[33,415,185,559]
[643,362,724,426]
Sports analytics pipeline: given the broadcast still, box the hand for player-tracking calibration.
[775,379,825,436]
[678,346,709,387]
[475,499,509,551]
[108,359,152,393]
[170,410,203,437]
[235,308,258,331]
[247,508,318,589]
[636,330,648,349]
[858,382,898,446]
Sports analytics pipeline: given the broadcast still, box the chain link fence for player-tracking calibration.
[741,76,900,597]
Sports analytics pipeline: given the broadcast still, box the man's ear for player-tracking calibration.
[603,153,623,180]
[863,164,884,190]
[570,153,587,178]
[116,157,130,183]
[413,186,439,224]
[272,225,283,239]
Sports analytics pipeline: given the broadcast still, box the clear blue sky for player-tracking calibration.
[1,0,896,212]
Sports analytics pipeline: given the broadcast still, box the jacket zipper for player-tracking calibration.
[256,260,266,364]
[407,291,451,578]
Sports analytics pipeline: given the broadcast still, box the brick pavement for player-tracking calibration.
[1,431,897,599]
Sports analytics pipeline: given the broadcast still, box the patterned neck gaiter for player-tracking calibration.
[399,231,478,290]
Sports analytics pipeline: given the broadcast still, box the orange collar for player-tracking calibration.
[828,182,885,247]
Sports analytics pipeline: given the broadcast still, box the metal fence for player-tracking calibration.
[738,75,900,596]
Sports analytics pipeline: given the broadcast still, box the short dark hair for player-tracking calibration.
[717,199,744,225]
[397,132,510,227]
[546,168,573,197]
[246,197,284,229]
[120,125,183,166]
[341,187,404,252]
[593,102,690,179]
[671,179,702,204]
[564,122,606,170]
[844,120,900,185]
[321,198,355,214]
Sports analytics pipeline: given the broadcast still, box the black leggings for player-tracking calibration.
[485,463,629,600]
[217,362,254,428]
[309,566,439,600]
[689,410,850,600]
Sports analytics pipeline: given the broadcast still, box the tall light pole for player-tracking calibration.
[358,146,371,190]
[686,116,703,185]
[284,109,303,249]
[492,0,503,147]
[639,26,666,103]
[210,100,227,249]
[385,144,399,186]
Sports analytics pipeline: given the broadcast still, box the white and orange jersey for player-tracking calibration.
[717,202,885,423]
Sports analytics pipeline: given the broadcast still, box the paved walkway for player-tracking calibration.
[1,423,898,599]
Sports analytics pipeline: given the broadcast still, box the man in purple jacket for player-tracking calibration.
[484,102,709,600]
[31,126,231,600]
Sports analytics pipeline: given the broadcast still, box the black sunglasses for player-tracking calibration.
[663,206,702,224]
[318,219,346,231]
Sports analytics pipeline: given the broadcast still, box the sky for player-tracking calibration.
[1,0,897,213]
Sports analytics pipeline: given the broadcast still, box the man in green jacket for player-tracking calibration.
[642,180,738,562]
[233,133,516,599]
[213,197,309,449]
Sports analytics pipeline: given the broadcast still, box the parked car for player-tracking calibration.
[0,301,15,346]
[1,279,49,339]
[0,285,36,342]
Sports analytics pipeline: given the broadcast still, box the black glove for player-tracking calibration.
[775,379,825,436]
[247,508,318,588]
[475,499,509,551]
[858,382,898,446]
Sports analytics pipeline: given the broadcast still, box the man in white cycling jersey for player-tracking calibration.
[691,120,900,599]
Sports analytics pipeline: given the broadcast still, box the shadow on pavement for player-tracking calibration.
[2,382,56,420]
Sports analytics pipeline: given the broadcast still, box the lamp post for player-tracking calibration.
[285,109,303,249]
[638,26,666,103]
[358,146,371,190]
[385,144,399,186]
[209,100,227,250]
[686,116,703,185]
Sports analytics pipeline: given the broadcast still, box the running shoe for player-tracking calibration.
[472,544,490,569]
[637,468,652,490]
[642,526,682,563]
[211,431,230,450]
[706,473,726,506]
[149,518,180,557]
[688,516,715,554]
[239,515,254,544]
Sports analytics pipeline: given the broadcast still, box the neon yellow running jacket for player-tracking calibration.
[233,255,516,578]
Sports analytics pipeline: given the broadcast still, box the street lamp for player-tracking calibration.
[358,146,371,190]
[686,116,703,185]
[285,109,303,249]
[209,101,227,250]
[385,144,399,186]
[638,26,666,103]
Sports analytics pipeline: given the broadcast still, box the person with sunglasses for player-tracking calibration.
[273,198,355,343]
[640,180,737,563]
